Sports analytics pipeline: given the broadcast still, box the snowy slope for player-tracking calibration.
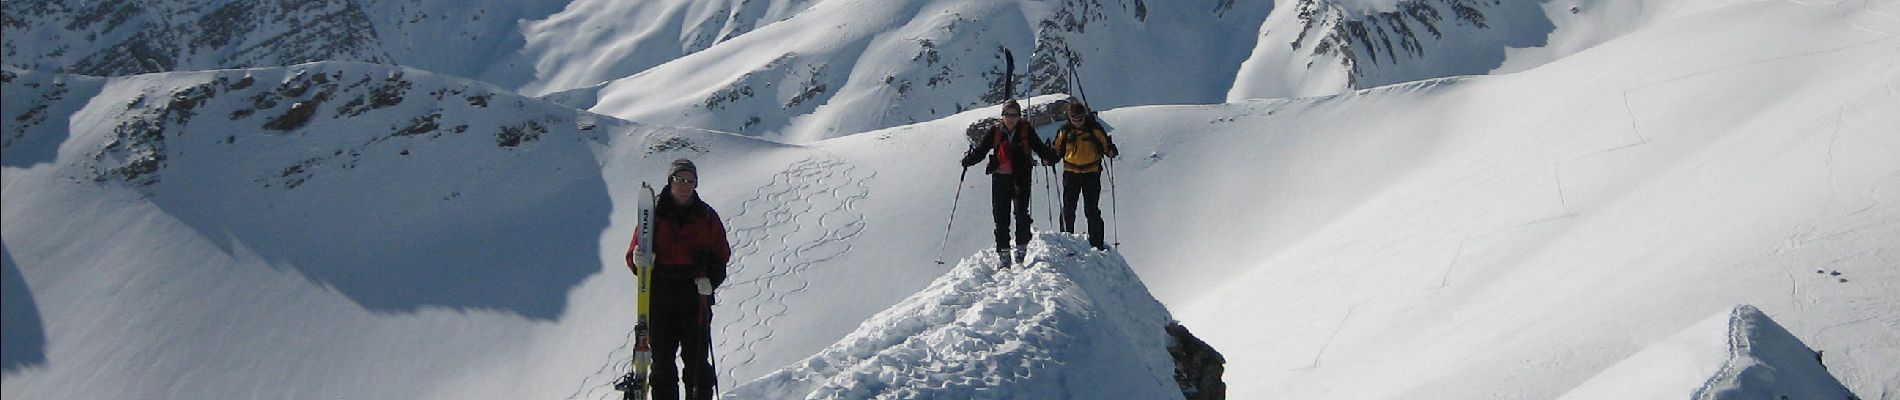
[4,0,1898,399]
[0,61,781,399]
[1159,1,1900,398]
[584,0,1270,143]
[723,233,1182,400]
[513,0,823,96]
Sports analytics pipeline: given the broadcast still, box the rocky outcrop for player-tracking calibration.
[2,0,390,77]
[0,63,580,189]
[1168,322,1227,400]
[1291,0,1494,88]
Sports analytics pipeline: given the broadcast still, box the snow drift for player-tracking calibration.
[723,233,1186,400]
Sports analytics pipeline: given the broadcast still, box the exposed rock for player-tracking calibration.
[496,120,548,148]
[4,0,391,77]
[1293,0,1495,87]
[1167,322,1227,400]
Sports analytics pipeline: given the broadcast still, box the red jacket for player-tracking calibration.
[626,189,731,286]
[961,121,1057,175]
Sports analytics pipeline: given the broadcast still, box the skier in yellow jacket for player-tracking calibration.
[1051,101,1118,250]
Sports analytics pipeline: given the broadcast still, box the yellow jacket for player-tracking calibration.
[1053,124,1117,173]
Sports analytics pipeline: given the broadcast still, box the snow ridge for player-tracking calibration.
[722,232,1182,400]
[1691,305,1856,400]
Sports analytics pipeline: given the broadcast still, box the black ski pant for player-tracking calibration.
[650,270,716,400]
[1061,171,1106,249]
[990,172,1035,256]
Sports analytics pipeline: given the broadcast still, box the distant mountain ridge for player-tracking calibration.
[5,0,1585,142]
[3,1,392,77]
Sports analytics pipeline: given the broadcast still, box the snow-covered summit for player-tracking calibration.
[723,233,1186,400]
[1559,305,1856,400]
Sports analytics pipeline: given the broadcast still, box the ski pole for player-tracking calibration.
[705,306,720,398]
[935,167,970,264]
[1108,156,1119,247]
[695,293,714,399]
[1048,163,1064,224]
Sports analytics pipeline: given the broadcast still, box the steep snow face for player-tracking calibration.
[722,233,1183,400]
[585,0,1270,143]
[1558,305,1856,400]
[516,0,822,96]
[1229,0,1555,100]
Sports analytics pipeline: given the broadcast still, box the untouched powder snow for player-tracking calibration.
[723,233,1182,400]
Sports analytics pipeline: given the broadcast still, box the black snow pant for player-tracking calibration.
[1061,171,1106,249]
[650,268,716,400]
[990,172,1035,258]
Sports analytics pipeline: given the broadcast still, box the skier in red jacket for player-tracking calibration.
[626,158,730,400]
[960,100,1059,268]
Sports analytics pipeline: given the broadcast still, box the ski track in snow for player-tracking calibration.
[565,329,643,400]
[564,155,875,400]
[1784,0,1900,37]
[715,156,876,379]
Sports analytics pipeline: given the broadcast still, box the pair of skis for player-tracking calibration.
[615,184,658,400]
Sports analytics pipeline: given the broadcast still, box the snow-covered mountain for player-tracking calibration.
[8,0,1617,143]
[5,0,1899,399]
[1229,0,1555,99]
[577,0,1273,143]
[0,0,566,88]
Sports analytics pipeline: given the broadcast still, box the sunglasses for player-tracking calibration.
[671,175,698,185]
[1002,112,1022,117]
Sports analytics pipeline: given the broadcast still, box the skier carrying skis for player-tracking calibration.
[1051,101,1118,250]
[961,100,1059,268]
[625,158,730,400]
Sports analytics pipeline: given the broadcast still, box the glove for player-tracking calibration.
[960,152,980,168]
[632,251,654,268]
[695,277,714,295]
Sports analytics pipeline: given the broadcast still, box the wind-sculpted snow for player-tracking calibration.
[722,233,1183,400]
